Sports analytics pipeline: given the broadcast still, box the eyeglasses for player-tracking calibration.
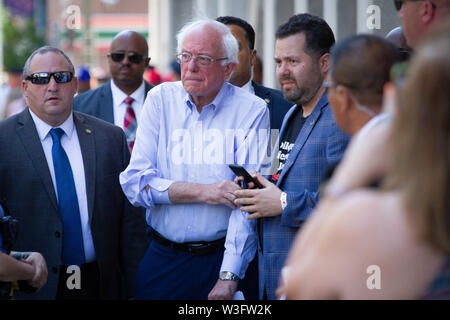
[324,79,361,91]
[176,53,228,67]
[394,0,436,11]
[324,81,377,117]
[108,52,147,64]
[25,71,74,85]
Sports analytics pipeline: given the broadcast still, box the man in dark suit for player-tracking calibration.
[73,30,153,153]
[216,16,292,300]
[216,16,292,131]
[0,46,148,300]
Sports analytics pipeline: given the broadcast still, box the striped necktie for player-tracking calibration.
[123,96,137,153]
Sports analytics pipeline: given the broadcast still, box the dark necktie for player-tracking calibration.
[123,96,137,153]
[50,128,85,267]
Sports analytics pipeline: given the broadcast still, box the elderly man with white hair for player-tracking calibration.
[120,19,270,300]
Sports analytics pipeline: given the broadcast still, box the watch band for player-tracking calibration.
[219,271,240,282]
[280,192,287,210]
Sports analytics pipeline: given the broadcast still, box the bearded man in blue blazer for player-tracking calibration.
[216,16,293,300]
[234,14,350,300]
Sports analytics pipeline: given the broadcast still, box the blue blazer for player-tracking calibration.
[252,81,293,131]
[73,80,154,124]
[259,92,350,299]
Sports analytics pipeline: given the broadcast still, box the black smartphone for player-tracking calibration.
[228,164,264,189]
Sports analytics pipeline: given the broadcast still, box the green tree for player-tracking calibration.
[2,10,45,71]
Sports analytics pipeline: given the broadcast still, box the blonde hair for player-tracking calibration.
[386,27,450,253]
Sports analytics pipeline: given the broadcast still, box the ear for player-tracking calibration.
[336,86,353,114]
[73,76,79,94]
[21,80,28,97]
[250,49,257,67]
[318,53,330,75]
[224,62,236,79]
[419,0,435,26]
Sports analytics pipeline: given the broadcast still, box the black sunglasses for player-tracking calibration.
[108,52,147,64]
[25,71,74,85]
[394,0,436,11]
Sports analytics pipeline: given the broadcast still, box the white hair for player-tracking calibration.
[176,19,239,66]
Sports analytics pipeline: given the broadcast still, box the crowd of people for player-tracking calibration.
[0,0,449,300]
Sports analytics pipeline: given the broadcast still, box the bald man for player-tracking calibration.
[74,30,153,153]
[395,0,450,48]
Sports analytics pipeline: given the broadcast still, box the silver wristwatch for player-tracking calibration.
[219,271,240,282]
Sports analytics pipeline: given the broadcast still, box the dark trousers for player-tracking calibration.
[56,262,100,300]
[238,254,259,300]
[135,240,224,300]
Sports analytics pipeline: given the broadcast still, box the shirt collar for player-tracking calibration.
[184,81,230,112]
[29,108,75,141]
[111,79,146,106]
[241,80,255,95]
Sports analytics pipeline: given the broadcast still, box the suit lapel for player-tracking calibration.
[144,81,153,95]
[277,93,329,187]
[74,112,96,223]
[252,81,274,126]
[100,82,114,124]
[15,109,59,212]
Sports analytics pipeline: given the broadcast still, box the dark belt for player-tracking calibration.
[152,230,225,256]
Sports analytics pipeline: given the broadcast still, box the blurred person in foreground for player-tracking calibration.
[395,0,450,48]
[318,34,399,187]
[320,0,450,198]
[325,34,399,139]
[279,27,450,299]
[0,203,47,299]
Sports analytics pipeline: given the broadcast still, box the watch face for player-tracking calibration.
[220,271,239,281]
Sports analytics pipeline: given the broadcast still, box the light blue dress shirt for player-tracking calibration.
[120,81,270,278]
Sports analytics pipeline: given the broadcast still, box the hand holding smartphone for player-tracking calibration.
[228,165,264,189]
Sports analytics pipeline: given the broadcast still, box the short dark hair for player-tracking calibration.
[216,16,256,50]
[23,46,75,79]
[330,34,399,107]
[276,14,335,59]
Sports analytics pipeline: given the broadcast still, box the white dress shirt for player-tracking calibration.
[120,81,271,278]
[111,79,146,130]
[29,109,96,263]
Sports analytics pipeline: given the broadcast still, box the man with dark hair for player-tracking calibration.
[216,16,292,131]
[327,34,399,137]
[216,16,292,300]
[234,14,349,299]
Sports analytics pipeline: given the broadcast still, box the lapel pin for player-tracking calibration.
[86,129,92,134]
[310,120,315,125]
[265,99,270,104]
